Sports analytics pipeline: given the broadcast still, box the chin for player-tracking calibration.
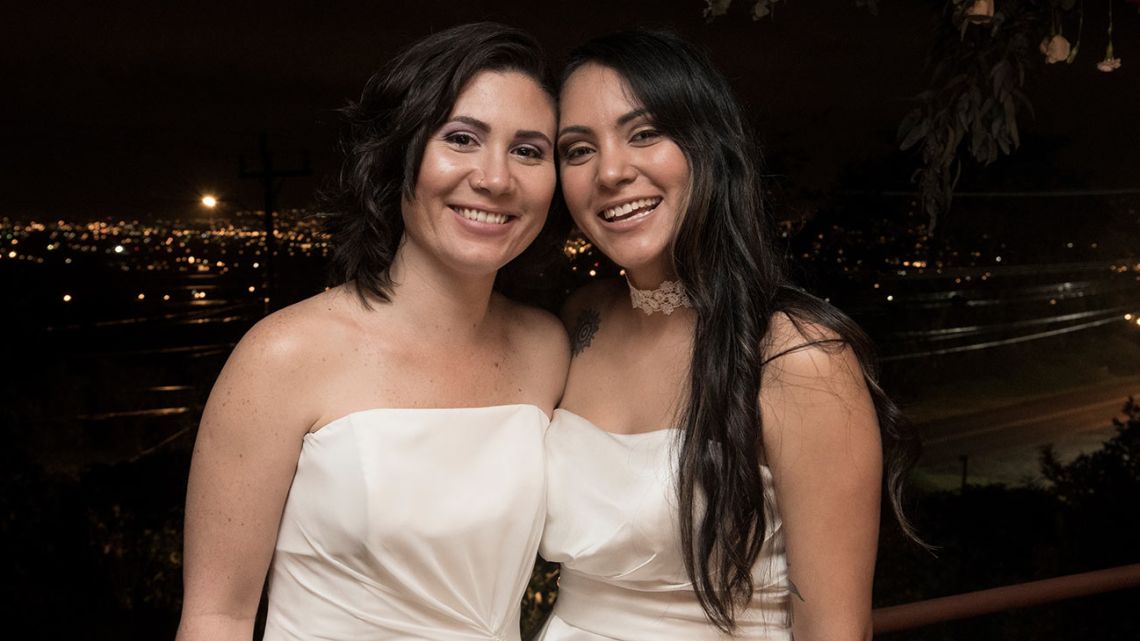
[603,246,669,274]
[447,250,520,276]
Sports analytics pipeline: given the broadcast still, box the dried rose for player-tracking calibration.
[966,0,994,23]
[1041,35,1072,64]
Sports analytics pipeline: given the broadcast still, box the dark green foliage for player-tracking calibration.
[874,398,1140,639]
[703,0,877,22]
[1040,397,1140,569]
[898,0,1048,232]
[521,558,560,639]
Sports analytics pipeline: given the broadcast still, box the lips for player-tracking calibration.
[451,206,513,225]
[598,197,662,222]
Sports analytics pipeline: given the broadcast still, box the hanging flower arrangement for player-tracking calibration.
[966,0,996,23]
[1097,0,1123,71]
[1040,34,1072,63]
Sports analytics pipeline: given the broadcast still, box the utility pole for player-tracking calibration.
[240,132,311,313]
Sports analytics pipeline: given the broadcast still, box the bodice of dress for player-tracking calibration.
[539,409,791,640]
[263,404,549,641]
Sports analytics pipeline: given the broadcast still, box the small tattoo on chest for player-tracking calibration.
[570,308,601,357]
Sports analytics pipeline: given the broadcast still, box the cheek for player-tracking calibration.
[415,147,464,195]
[522,166,557,209]
[653,147,691,190]
[559,168,594,219]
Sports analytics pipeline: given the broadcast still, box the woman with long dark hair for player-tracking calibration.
[538,31,916,640]
[177,23,568,641]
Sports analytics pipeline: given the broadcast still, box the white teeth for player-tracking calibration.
[601,198,662,221]
[457,208,509,224]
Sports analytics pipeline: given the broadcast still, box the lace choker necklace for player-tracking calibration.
[628,279,692,315]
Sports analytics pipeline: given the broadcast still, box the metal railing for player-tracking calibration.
[872,563,1140,634]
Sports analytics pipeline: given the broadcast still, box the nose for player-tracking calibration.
[596,146,637,190]
[471,152,513,196]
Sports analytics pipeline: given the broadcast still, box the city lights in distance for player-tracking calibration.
[114,244,124,253]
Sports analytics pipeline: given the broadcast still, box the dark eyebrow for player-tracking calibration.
[449,115,490,132]
[556,124,592,141]
[617,108,650,126]
[557,108,650,143]
[452,116,551,147]
[516,130,553,147]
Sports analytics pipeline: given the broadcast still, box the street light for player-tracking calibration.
[196,191,272,315]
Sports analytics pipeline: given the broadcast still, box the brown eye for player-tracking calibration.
[631,129,662,143]
[561,144,594,164]
[513,145,545,160]
[444,132,477,146]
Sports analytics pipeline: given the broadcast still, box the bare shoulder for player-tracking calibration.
[761,312,863,384]
[560,278,624,328]
[230,288,348,370]
[207,288,357,434]
[495,296,571,408]
[497,296,570,364]
[560,278,623,358]
[759,312,879,459]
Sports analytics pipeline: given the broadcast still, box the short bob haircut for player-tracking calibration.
[323,22,551,303]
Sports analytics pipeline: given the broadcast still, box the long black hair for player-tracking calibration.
[562,30,920,632]
[323,22,551,304]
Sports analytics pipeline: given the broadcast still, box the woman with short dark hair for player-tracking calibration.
[177,23,568,641]
[538,30,917,640]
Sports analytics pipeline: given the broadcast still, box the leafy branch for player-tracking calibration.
[704,0,879,21]
[703,0,1133,232]
[898,0,1046,232]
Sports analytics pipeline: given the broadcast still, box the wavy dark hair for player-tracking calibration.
[563,31,921,632]
[323,22,552,303]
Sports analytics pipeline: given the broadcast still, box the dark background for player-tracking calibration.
[4,0,1136,220]
[2,1,1139,640]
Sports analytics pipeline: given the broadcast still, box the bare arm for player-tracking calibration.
[176,316,318,641]
[760,328,882,641]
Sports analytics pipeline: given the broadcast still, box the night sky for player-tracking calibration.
[4,0,1137,220]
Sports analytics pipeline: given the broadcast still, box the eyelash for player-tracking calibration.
[631,128,661,143]
[514,145,546,160]
[444,131,477,147]
[444,132,546,160]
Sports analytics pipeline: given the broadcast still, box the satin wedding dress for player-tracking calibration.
[262,404,548,641]
[538,409,792,640]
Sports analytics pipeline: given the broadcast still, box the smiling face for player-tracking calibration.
[557,63,691,286]
[400,70,556,278]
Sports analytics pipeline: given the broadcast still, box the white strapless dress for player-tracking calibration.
[262,404,549,641]
[538,409,792,640]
